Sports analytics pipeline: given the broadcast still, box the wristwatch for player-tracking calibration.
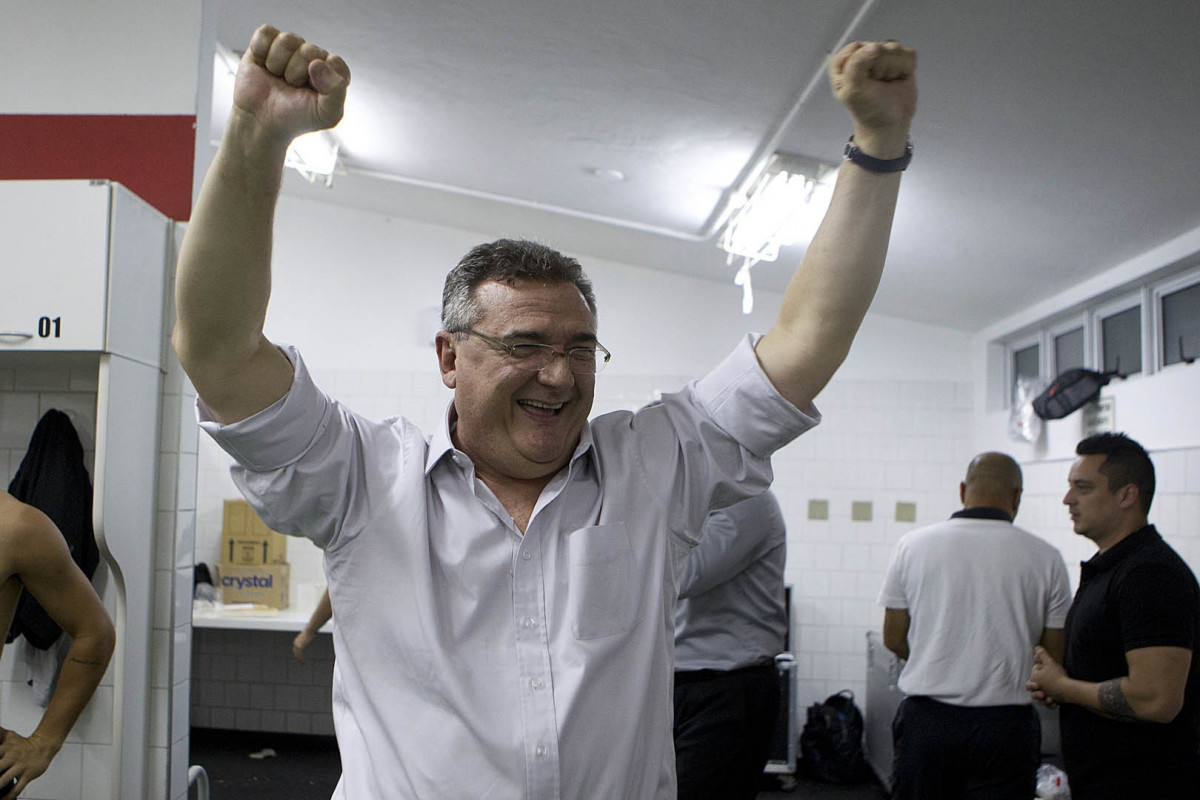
[843,136,913,173]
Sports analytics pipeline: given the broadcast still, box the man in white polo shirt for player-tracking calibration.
[174,22,918,800]
[878,452,1071,799]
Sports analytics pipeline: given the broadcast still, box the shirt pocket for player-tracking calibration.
[567,523,639,640]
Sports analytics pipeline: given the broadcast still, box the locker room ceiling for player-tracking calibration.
[205,0,1200,332]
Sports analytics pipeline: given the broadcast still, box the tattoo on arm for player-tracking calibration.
[1097,678,1139,721]
[68,656,107,667]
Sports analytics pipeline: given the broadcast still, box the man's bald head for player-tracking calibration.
[960,452,1023,517]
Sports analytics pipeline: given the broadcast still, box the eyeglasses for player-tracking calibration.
[455,329,612,374]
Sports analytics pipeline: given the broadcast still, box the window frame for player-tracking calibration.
[991,259,1200,409]
[1005,330,1045,407]
[1047,314,1090,376]
[1090,290,1148,378]
[1151,265,1200,371]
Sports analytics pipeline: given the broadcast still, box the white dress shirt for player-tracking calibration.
[199,334,818,800]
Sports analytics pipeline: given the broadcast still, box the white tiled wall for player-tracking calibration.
[772,376,975,713]
[191,628,336,736]
[157,343,201,800]
[1016,446,1200,594]
[776,382,1200,720]
[0,363,99,488]
[0,357,115,800]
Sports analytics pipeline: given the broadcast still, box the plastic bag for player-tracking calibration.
[1008,377,1044,443]
[1036,763,1070,798]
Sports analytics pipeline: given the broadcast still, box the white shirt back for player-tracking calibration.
[877,513,1072,707]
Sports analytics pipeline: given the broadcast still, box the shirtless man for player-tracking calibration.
[0,491,114,798]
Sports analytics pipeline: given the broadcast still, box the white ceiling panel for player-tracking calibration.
[206,0,1200,331]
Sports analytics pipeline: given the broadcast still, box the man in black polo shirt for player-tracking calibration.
[1027,433,1200,799]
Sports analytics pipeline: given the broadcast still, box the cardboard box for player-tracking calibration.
[221,499,288,565]
[217,563,290,609]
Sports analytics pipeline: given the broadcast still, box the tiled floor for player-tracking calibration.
[189,728,887,799]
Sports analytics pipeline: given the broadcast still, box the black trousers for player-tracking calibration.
[890,696,1040,800]
[673,661,780,800]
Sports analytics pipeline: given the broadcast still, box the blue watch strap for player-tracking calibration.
[843,136,913,173]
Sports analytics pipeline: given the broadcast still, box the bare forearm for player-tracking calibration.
[882,608,911,661]
[306,590,333,632]
[30,631,114,749]
[758,163,902,405]
[1054,674,1178,723]
[883,636,909,662]
[1096,678,1139,720]
[782,162,901,329]
[1039,628,1066,665]
[753,39,916,408]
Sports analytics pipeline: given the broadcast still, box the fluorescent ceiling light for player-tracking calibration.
[285,131,340,186]
[719,152,838,313]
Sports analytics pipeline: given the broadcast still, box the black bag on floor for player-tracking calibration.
[799,689,867,784]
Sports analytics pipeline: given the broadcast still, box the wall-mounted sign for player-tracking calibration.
[1082,396,1116,436]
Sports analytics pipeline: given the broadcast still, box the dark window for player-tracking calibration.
[1014,344,1040,382]
[1162,281,1200,367]
[1012,343,1040,402]
[1054,327,1085,373]
[1101,306,1141,375]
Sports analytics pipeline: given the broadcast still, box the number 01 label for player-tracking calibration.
[37,316,62,338]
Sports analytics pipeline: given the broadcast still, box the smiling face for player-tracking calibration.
[436,279,598,485]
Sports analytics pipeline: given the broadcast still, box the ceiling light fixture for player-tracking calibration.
[719,152,838,313]
[585,166,627,182]
[284,130,341,187]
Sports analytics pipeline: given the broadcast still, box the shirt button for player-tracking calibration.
[530,678,543,690]
[535,744,547,758]
[522,617,535,629]
[522,550,532,560]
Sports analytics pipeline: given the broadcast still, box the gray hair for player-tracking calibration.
[441,239,597,333]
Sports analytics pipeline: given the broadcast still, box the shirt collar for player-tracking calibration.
[425,400,459,475]
[951,507,1013,523]
[569,423,599,479]
[1081,524,1159,578]
[424,399,599,478]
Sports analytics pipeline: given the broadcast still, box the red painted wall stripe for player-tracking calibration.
[0,114,196,221]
